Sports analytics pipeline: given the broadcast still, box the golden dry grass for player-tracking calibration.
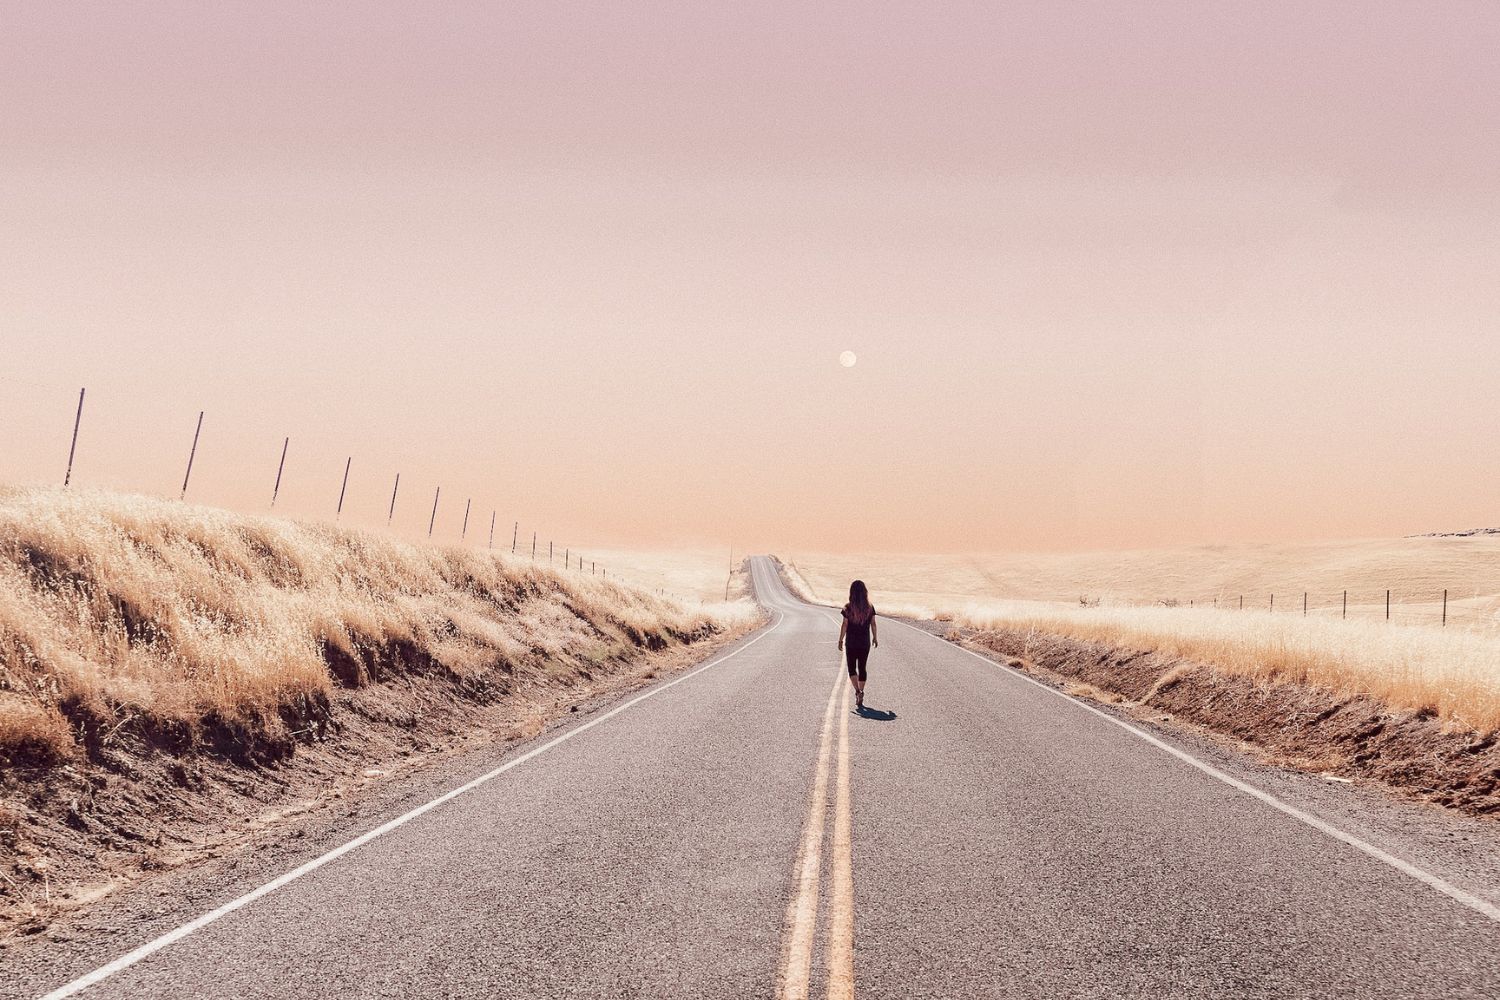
[782,538,1500,631]
[585,547,749,604]
[952,601,1500,732]
[783,547,1500,732]
[0,486,756,764]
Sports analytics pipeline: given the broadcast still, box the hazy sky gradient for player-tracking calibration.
[4,3,1497,552]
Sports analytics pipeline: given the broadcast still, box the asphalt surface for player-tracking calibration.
[27,557,1500,998]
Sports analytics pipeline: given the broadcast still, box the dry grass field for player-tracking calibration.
[781,543,1500,732]
[583,547,748,604]
[780,538,1500,629]
[0,486,756,767]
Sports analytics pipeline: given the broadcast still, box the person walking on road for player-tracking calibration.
[838,580,878,710]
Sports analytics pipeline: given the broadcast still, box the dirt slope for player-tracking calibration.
[957,626,1500,817]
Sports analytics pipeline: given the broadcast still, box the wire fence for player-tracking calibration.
[13,377,1487,615]
[3,381,726,599]
[1085,588,1500,633]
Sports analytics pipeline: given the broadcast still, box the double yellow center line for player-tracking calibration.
[779,665,856,1000]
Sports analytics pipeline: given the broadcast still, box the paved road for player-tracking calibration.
[32,557,1500,998]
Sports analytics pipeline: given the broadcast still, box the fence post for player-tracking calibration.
[180,411,204,500]
[1270,593,1274,612]
[1386,589,1391,621]
[565,548,570,569]
[1443,588,1448,626]
[532,532,536,559]
[388,473,400,524]
[64,387,85,486]
[1303,592,1307,616]
[336,457,351,518]
[549,541,553,563]
[461,499,471,540]
[1239,595,1243,610]
[512,521,518,553]
[428,487,440,537]
[1343,590,1347,619]
[489,511,496,549]
[272,437,289,507]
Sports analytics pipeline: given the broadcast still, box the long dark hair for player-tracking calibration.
[847,580,873,624]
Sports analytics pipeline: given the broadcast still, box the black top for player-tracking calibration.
[842,603,875,648]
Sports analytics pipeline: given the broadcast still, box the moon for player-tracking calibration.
[839,350,858,368]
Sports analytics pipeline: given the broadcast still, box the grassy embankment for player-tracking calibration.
[0,488,757,766]
[0,486,758,928]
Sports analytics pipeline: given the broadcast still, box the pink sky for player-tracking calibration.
[3,3,1498,553]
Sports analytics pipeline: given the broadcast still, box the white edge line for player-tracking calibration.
[38,608,786,1000]
[884,615,1500,925]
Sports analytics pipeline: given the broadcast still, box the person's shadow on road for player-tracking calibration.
[854,704,897,722]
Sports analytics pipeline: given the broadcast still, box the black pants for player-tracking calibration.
[845,642,870,681]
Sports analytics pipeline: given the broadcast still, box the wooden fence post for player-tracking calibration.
[336,457,351,518]
[1443,589,1448,626]
[428,487,440,537]
[388,473,400,524]
[1343,590,1347,620]
[272,437,289,507]
[180,411,204,500]
[461,498,471,540]
[64,387,85,486]
[489,511,496,549]
[1386,589,1390,621]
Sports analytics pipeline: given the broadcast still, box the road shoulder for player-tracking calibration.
[913,619,1500,922]
[3,613,771,998]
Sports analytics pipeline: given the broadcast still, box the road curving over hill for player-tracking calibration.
[21,557,1500,999]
